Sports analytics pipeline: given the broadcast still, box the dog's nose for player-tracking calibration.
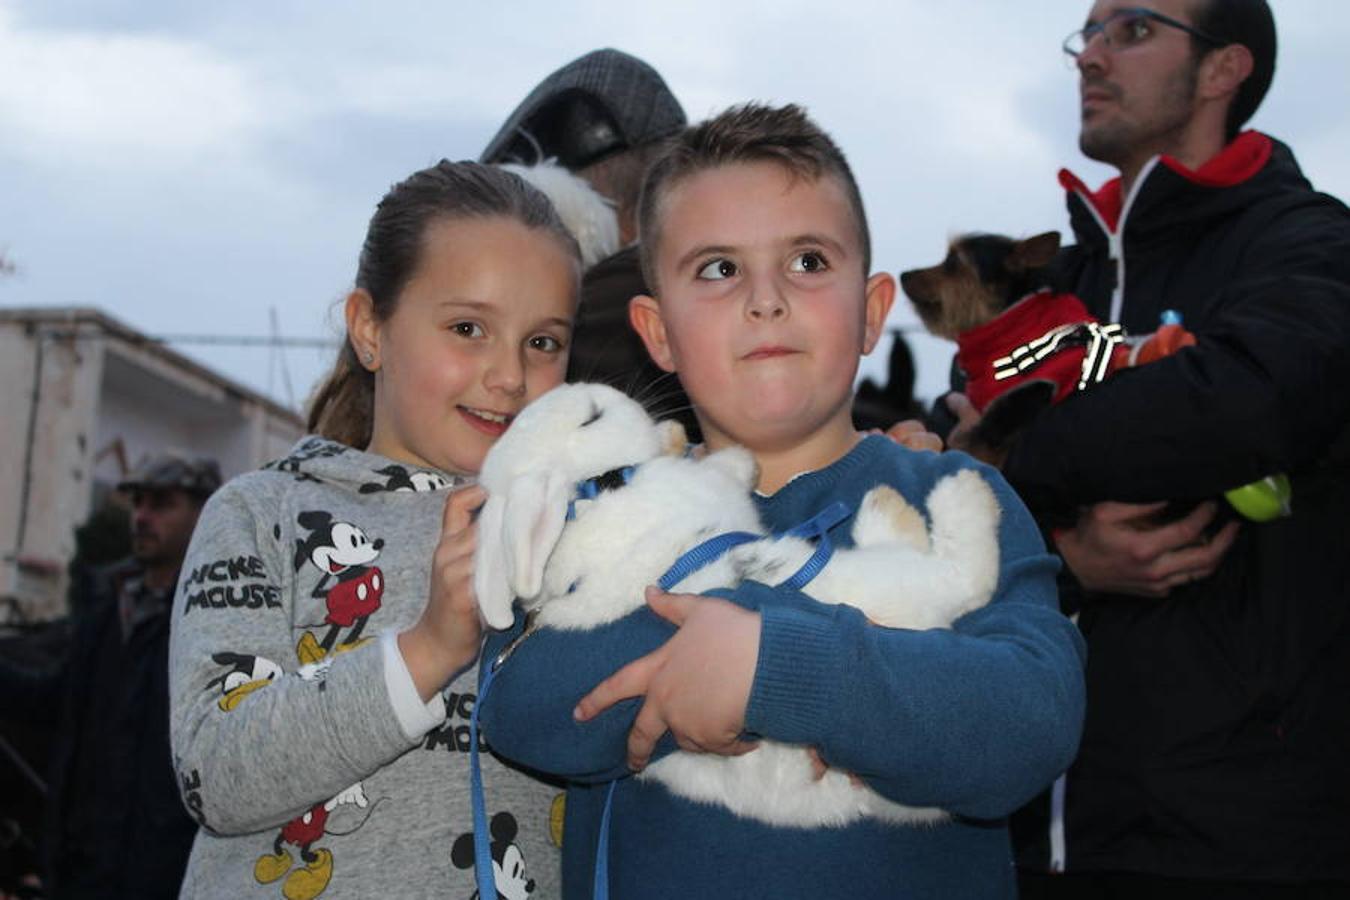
[898,269,922,298]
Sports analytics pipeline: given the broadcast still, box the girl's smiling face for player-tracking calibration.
[356,215,578,477]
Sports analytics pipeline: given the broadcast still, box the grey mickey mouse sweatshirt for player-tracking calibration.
[169,436,561,900]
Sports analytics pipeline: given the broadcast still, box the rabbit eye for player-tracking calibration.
[581,405,603,427]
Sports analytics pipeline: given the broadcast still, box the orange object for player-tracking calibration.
[1133,321,1198,365]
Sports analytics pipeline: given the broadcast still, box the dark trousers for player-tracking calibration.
[1019,871,1350,900]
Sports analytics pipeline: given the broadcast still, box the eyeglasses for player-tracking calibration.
[1062,7,1225,59]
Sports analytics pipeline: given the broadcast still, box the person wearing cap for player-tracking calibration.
[0,453,220,899]
[482,48,703,438]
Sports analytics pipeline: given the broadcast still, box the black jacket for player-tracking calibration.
[1007,134,1350,882]
[0,560,197,898]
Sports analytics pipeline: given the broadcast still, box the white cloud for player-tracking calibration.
[0,4,265,166]
[2,0,1347,408]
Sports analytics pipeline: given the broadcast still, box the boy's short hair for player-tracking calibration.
[637,103,872,291]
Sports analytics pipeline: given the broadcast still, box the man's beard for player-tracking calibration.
[1080,61,1200,169]
[133,532,167,567]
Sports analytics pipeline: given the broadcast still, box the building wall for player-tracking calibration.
[0,319,105,619]
[0,309,304,621]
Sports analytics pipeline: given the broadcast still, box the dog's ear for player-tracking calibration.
[1006,231,1061,273]
[501,470,572,603]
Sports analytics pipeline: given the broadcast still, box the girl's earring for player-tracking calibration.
[362,350,375,367]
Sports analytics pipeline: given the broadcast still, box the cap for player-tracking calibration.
[118,453,223,498]
[481,48,686,171]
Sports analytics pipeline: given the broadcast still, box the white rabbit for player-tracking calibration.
[474,382,1003,827]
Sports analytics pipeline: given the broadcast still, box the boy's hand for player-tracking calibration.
[399,485,486,701]
[574,587,760,771]
[1055,500,1240,598]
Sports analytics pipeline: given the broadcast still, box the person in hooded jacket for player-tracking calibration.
[942,2,1350,897]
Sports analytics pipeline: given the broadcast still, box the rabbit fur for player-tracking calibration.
[474,383,1003,827]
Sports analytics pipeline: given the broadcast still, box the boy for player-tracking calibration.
[479,104,1085,899]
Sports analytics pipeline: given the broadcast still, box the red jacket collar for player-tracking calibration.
[1058,131,1273,232]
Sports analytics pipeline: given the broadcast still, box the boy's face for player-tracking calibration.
[631,161,893,454]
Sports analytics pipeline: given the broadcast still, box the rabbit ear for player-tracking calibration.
[657,419,687,456]
[473,492,517,631]
[502,469,572,603]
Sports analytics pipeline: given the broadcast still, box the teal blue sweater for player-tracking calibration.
[480,437,1085,899]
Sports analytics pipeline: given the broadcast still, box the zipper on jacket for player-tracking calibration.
[1072,155,1161,324]
[1046,153,1164,874]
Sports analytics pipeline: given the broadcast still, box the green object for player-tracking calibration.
[1224,474,1293,522]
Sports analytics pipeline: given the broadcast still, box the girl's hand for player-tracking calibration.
[875,418,943,452]
[398,485,486,701]
[574,587,760,770]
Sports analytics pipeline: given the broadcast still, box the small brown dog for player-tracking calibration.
[901,231,1194,452]
[902,232,1063,344]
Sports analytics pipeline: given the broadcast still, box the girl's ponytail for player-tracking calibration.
[306,340,374,448]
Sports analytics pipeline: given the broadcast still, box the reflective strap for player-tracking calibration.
[990,321,1125,392]
[993,324,1083,381]
[1075,323,1125,390]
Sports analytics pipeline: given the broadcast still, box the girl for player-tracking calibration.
[169,161,580,899]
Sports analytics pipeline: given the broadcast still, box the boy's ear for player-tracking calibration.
[861,272,897,354]
[628,294,676,372]
[344,289,381,371]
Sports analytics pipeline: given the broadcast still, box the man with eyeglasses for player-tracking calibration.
[947,2,1350,898]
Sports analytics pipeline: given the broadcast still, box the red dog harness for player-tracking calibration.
[956,291,1129,411]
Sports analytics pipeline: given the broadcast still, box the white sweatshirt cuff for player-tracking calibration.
[380,630,447,740]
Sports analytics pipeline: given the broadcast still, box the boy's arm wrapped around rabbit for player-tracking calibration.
[742,455,1087,822]
[475,385,1083,824]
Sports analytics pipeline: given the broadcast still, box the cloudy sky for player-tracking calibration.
[2,0,1347,411]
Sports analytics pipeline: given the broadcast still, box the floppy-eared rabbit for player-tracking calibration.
[474,383,1002,827]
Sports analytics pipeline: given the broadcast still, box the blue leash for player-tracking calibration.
[469,500,849,899]
[779,501,850,590]
[593,781,618,899]
[469,662,500,900]
[657,531,760,591]
[567,466,637,521]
